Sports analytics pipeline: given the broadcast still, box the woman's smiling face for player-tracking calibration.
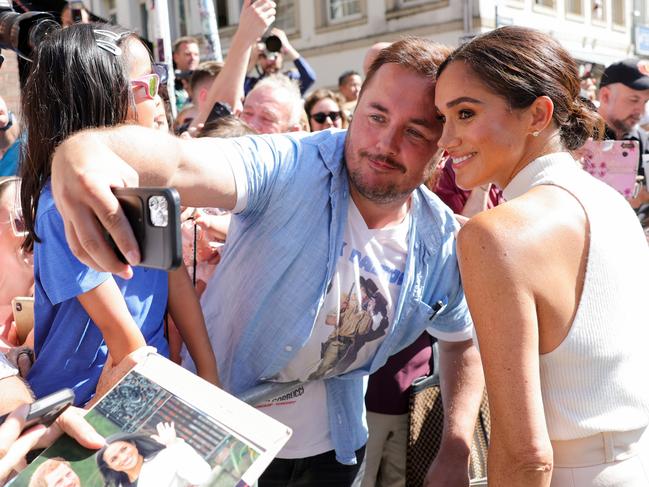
[435,61,532,190]
[103,440,140,473]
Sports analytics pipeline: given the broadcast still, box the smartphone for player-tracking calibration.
[205,101,233,125]
[580,139,639,199]
[108,187,182,270]
[0,388,75,430]
[11,296,34,345]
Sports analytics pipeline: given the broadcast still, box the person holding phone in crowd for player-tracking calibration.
[18,23,218,407]
[597,59,649,212]
[245,27,316,96]
[435,26,649,485]
[46,34,484,486]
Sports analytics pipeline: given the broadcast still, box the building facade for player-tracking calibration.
[81,0,647,89]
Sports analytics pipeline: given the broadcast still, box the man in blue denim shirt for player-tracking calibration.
[50,38,484,487]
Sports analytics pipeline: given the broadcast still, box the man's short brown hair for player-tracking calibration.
[360,37,451,101]
[190,61,223,92]
[173,36,199,53]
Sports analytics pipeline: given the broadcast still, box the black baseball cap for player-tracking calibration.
[600,58,649,90]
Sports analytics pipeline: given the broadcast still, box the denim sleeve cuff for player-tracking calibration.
[426,325,473,342]
[225,144,249,214]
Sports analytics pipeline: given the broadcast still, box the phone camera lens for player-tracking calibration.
[148,196,169,227]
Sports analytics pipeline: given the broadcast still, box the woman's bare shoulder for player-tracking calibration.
[458,185,586,274]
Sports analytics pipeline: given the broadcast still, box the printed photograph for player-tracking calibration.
[11,371,262,487]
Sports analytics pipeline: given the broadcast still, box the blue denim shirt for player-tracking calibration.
[200,129,472,464]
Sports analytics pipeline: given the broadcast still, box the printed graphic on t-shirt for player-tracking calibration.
[258,200,410,458]
[307,275,390,380]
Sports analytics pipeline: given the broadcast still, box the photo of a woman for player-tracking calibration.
[96,422,211,487]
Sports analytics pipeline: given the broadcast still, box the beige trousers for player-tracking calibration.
[355,412,408,487]
[550,427,649,486]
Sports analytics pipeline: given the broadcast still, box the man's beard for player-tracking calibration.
[611,116,639,136]
[348,168,411,204]
[346,150,425,204]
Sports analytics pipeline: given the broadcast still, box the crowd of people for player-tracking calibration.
[1,0,649,486]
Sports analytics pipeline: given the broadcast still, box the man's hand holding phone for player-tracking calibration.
[107,188,183,271]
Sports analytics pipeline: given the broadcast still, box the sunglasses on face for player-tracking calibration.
[0,179,27,237]
[0,210,26,237]
[311,111,341,124]
[130,73,160,100]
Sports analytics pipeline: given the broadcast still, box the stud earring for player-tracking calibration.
[532,131,540,137]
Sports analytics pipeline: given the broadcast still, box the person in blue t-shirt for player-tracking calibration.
[18,24,218,406]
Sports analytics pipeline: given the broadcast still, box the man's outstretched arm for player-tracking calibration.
[51,125,237,276]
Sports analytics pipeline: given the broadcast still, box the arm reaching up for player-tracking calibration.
[192,0,276,126]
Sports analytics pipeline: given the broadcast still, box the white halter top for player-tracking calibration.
[499,152,649,440]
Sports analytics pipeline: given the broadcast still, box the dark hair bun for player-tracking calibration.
[561,97,604,151]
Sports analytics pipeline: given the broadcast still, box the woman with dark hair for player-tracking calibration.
[304,89,347,132]
[19,23,218,406]
[434,26,649,485]
[96,422,210,487]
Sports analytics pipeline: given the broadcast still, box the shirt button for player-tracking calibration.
[310,309,316,316]
[285,345,293,352]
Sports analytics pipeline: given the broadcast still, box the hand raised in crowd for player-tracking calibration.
[269,27,300,60]
[0,405,105,485]
[192,0,276,128]
[239,0,276,47]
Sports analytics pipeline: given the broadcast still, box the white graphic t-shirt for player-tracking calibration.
[258,199,410,458]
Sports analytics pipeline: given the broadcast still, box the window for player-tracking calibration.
[214,0,229,27]
[275,0,297,32]
[223,0,295,31]
[397,0,433,6]
[327,0,362,22]
[139,1,149,40]
[612,0,625,26]
[103,0,117,23]
[592,0,607,21]
[178,0,188,36]
[566,0,583,16]
[534,0,555,8]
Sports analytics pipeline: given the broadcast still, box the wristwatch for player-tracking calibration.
[0,352,18,380]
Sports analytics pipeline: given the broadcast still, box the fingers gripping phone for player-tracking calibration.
[108,188,183,271]
[11,296,34,344]
[0,388,75,430]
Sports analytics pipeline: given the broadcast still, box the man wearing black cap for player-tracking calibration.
[598,58,649,209]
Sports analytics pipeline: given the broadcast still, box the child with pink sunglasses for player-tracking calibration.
[19,23,218,406]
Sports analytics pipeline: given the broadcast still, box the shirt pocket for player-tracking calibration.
[411,299,447,325]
